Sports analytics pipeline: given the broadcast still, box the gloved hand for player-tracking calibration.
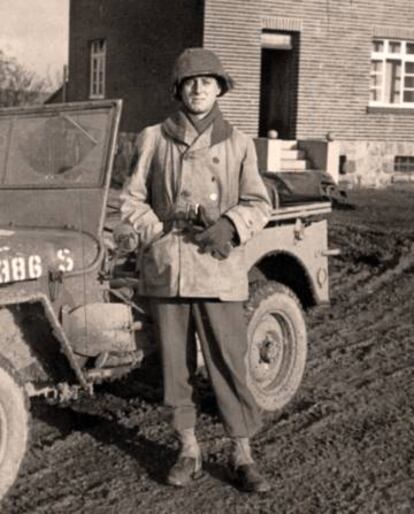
[189,205,214,231]
[164,204,214,234]
[113,223,139,254]
[194,216,237,260]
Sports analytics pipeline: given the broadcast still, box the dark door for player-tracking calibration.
[259,32,299,139]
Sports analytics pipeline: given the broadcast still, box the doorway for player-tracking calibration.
[259,31,300,139]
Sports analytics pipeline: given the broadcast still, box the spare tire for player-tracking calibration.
[245,281,307,411]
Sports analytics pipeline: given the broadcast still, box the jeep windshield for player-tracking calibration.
[0,104,116,188]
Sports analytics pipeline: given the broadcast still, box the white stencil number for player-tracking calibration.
[0,259,10,283]
[28,255,42,278]
[11,257,25,281]
[0,255,43,283]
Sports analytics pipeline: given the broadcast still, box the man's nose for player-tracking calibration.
[192,78,203,93]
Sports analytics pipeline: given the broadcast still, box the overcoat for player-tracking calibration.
[120,110,271,301]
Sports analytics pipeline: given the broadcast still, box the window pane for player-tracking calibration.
[90,39,106,98]
[394,64,402,78]
[385,60,402,103]
[373,40,384,52]
[405,76,414,88]
[403,90,414,102]
[406,43,414,54]
[406,62,414,73]
[389,41,401,53]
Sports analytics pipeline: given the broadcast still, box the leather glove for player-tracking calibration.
[113,223,139,254]
[164,204,214,234]
[189,205,214,230]
[194,216,237,260]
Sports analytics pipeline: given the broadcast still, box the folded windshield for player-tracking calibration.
[0,107,112,188]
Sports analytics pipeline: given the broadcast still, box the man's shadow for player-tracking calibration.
[32,365,230,487]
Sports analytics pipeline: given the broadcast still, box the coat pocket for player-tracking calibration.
[216,245,249,300]
[140,232,178,292]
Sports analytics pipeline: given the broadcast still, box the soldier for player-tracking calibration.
[118,48,271,493]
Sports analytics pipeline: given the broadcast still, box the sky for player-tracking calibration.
[0,0,69,83]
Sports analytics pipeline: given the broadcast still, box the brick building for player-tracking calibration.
[67,0,414,186]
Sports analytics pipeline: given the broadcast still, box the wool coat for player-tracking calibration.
[120,109,271,301]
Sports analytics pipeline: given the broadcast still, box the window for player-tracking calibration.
[394,156,414,173]
[370,39,414,107]
[89,39,106,99]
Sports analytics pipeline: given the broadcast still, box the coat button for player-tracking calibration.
[213,157,220,164]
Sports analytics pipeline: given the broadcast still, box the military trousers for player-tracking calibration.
[150,298,262,438]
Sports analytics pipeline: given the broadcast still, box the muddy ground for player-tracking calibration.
[4,188,414,514]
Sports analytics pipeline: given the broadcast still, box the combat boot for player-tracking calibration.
[229,437,270,493]
[167,428,203,487]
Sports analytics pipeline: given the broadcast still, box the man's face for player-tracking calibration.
[180,76,221,117]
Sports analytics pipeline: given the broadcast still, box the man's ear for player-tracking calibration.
[216,80,222,97]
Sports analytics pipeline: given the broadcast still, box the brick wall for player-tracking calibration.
[68,0,204,132]
[204,0,414,143]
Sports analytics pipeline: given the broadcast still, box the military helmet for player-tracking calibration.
[171,47,234,99]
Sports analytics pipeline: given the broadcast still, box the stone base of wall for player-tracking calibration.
[338,140,414,188]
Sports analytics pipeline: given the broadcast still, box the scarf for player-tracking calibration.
[162,102,233,147]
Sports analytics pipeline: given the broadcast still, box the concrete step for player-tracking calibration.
[281,149,305,160]
[280,159,309,171]
[280,140,298,150]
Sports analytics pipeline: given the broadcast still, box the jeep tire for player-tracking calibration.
[245,281,307,411]
[0,357,29,500]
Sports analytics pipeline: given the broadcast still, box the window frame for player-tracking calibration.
[370,38,414,108]
[89,39,106,100]
[394,155,414,173]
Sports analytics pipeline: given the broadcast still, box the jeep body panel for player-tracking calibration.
[245,203,332,306]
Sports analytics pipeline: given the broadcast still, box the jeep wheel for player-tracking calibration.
[245,281,307,411]
[0,357,30,499]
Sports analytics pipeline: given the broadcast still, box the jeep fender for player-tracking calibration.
[0,292,87,390]
[245,221,330,307]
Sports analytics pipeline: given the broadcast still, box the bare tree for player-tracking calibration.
[0,50,52,107]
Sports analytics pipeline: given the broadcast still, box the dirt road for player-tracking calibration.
[4,188,414,514]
